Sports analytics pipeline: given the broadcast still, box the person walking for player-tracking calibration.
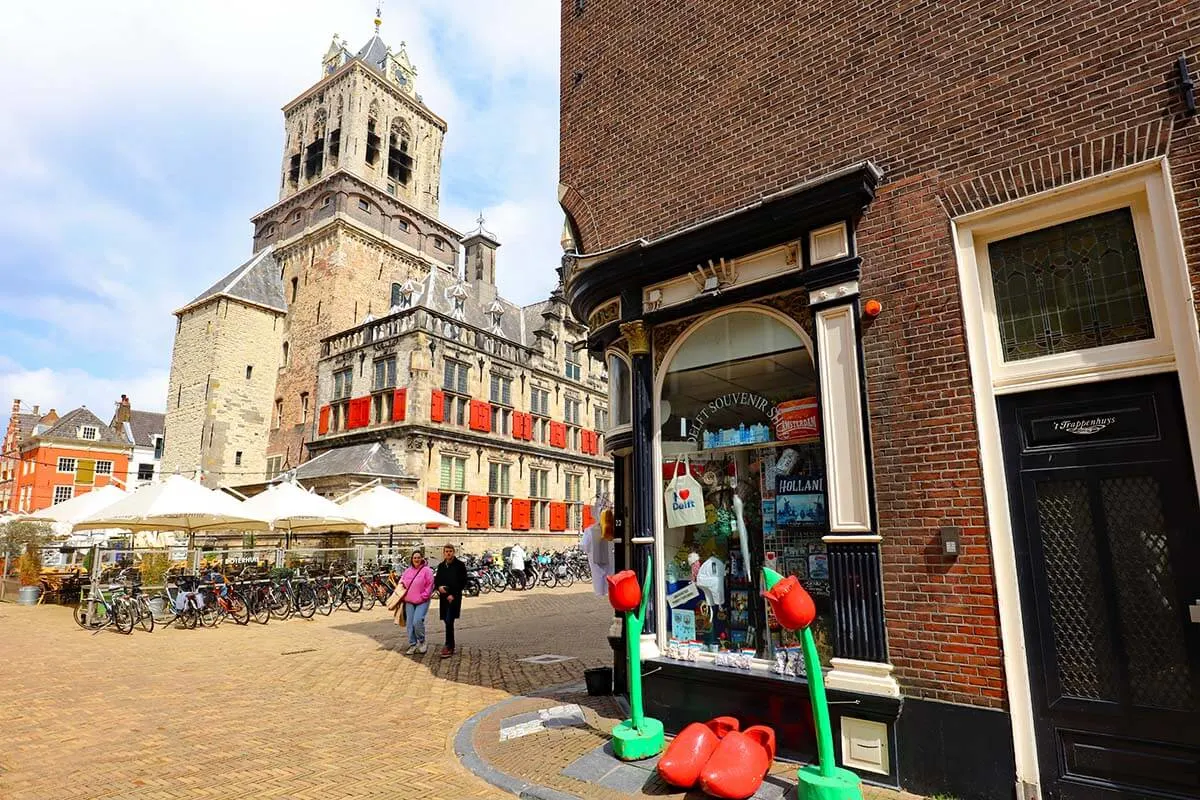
[434,543,468,658]
[399,549,434,655]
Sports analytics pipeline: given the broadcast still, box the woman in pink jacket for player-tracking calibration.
[399,550,434,654]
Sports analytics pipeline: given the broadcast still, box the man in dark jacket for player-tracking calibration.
[434,543,468,658]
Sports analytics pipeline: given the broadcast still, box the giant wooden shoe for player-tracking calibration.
[698,725,777,800]
[657,716,739,789]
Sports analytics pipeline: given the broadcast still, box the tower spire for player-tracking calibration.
[374,3,382,34]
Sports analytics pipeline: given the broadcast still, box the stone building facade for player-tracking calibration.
[164,17,611,549]
[304,225,611,551]
[561,2,1200,799]
[162,249,285,485]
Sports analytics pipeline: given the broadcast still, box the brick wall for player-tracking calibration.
[561,0,1200,707]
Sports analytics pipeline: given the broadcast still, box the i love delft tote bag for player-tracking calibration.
[664,456,707,528]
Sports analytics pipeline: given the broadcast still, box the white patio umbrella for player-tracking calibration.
[338,485,457,553]
[240,480,366,548]
[17,484,129,540]
[73,475,271,548]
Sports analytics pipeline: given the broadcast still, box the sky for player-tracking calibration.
[0,0,562,427]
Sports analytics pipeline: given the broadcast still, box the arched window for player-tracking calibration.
[305,108,327,180]
[387,118,413,185]
[365,101,381,166]
[606,351,632,429]
[657,308,829,666]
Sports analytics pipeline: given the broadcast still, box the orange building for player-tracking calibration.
[5,405,131,514]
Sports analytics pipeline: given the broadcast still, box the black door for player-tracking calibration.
[999,373,1200,800]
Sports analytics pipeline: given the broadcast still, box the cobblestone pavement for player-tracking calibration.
[0,586,921,800]
[0,585,614,800]
[468,691,924,800]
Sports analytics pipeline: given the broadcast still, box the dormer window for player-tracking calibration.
[80,426,98,441]
[486,301,504,332]
[433,238,445,251]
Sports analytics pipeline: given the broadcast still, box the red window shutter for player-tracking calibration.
[430,389,445,422]
[469,400,492,432]
[426,491,440,512]
[550,421,566,449]
[467,495,488,530]
[392,389,407,421]
[512,411,524,440]
[583,505,595,529]
[512,498,531,531]
[318,405,331,435]
[581,429,592,454]
[348,397,370,429]
[521,413,532,440]
[549,501,567,531]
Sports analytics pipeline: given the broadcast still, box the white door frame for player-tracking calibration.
[951,156,1200,798]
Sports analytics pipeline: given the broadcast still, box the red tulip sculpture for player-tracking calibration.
[606,569,641,613]
[607,557,664,760]
[761,567,862,800]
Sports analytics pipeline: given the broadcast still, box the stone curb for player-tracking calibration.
[454,681,589,800]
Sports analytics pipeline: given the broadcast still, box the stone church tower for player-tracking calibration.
[164,14,464,484]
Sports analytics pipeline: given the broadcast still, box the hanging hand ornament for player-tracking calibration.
[761,567,863,800]
[606,556,665,760]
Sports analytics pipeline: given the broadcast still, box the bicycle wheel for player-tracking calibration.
[249,593,270,625]
[136,598,155,632]
[314,584,334,616]
[464,576,481,598]
[342,583,363,613]
[557,568,574,589]
[268,587,292,620]
[359,582,376,611]
[74,599,107,629]
[226,590,250,625]
[478,575,491,594]
[523,570,538,591]
[113,598,135,634]
[491,571,507,593]
[294,584,316,619]
[539,567,557,588]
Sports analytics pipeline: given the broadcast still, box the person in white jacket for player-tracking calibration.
[580,500,614,595]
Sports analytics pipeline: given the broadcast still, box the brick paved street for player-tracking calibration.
[0,585,614,800]
[0,587,922,800]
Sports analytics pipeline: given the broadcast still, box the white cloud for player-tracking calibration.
[0,0,564,430]
[0,361,170,420]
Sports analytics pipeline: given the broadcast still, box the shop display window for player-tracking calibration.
[658,310,833,673]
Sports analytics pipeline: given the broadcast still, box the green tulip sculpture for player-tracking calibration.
[607,555,665,760]
[761,567,863,800]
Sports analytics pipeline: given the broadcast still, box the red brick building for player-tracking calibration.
[3,405,130,514]
[561,3,1200,798]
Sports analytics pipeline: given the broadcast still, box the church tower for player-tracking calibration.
[248,11,464,474]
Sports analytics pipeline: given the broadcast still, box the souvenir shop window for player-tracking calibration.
[658,310,835,675]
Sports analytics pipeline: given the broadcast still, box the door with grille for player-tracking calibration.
[999,373,1200,800]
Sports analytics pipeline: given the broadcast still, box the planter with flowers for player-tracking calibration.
[17,545,44,606]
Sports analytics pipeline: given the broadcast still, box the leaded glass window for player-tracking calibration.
[988,209,1152,362]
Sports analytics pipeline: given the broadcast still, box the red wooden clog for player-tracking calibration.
[656,716,739,789]
[698,725,776,799]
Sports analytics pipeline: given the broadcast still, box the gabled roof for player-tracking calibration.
[36,408,126,446]
[13,413,39,447]
[177,247,285,315]
[284,443,405,482]
[124,411,165,448]
[356,34,390,74]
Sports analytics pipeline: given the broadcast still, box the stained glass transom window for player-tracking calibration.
[988,209,1152,362]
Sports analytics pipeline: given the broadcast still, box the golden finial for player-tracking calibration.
[374,3,382,33]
